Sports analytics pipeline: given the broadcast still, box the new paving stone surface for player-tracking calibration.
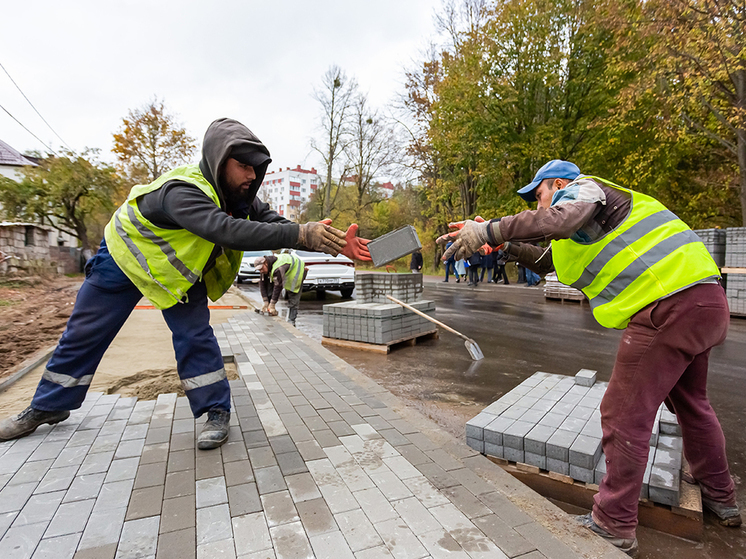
[0,312,624,559]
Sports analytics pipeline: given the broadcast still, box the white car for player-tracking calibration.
[236,250,273,283]
[290,249,355,299]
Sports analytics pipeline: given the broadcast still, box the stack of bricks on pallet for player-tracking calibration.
[543,272,585,301]
[693,228,726,267]
[466,370,685,508]
[355,271,423,304]
[322,300,435,344]
[725,227,746,316]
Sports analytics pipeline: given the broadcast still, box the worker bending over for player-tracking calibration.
[255,253,306,326]
[0,118,370,450]
[440,160,739,557]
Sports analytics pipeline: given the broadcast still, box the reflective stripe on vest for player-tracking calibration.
[272,254,304,293]
[551,177,720,329]
[104,164,243,309]
[181,367,227,392]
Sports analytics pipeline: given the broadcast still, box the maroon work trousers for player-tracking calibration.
[592,282,735,538]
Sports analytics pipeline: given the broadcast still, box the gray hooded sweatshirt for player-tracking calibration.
[136,118,300,255]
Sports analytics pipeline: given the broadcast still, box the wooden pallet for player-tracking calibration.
[321,329,438,354]
[487,456,703,541]
[545,295,586,305]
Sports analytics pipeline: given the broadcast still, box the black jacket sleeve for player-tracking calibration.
[137,182,299,251]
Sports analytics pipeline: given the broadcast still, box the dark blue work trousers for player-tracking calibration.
[31,241,230,417]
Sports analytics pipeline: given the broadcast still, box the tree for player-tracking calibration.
[0,149,122,257]
[345,94,401,224]
[112,98,197,184]
[310,66,358,218]
[633,0,746,225]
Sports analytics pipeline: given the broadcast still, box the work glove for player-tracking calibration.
[267,302,278,316]
[297,220,347,256]
[261,301,269,314]
[340,224,372,261]
[438,218,491,262]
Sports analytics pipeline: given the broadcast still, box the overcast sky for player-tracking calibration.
[1,0,442,175]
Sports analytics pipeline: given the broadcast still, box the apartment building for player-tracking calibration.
[258,165,320,222]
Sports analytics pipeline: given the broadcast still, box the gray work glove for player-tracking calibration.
[297,221,347,256]
[439,220,492,261]
[260,301,269,314]
[267,302,278,316]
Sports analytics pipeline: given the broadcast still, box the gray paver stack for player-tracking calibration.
[323,272,437,345]
[466,371,685,508]
[725,227,746,315]
[543,272,585,302]
[693,228,726,267]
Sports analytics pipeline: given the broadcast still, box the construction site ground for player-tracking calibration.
[0,275,744,557]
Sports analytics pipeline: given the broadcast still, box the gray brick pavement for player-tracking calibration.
[0,310,624,559]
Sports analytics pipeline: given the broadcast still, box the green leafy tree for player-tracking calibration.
[0,149,122,257]
[113,98,197,185]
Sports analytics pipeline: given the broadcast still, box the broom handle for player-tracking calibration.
[385,295,471,342]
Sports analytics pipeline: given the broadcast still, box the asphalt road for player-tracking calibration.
[238,278,746,558]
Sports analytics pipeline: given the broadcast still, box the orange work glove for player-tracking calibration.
[340,224,371,261]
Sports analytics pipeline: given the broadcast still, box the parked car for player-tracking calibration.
[289,249,355,299]
[236,250,273,283]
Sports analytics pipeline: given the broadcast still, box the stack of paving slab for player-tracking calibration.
[543,272,585,302]
[693,228,726,267]
[323,272,435,345]
[725,227,746,316]
[466,370,685,507]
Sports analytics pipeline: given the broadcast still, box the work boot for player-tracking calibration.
[0,406,70,441]
[575,513,639,557]
[702,496,742,527]
[197,409,230,450]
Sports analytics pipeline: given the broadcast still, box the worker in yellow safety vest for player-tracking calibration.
[439,160,739,557]
[0,118,371,451]
[255,253,306,326]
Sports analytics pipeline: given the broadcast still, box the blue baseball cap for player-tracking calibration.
[517,160,580,202]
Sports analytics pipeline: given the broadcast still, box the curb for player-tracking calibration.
[0,345,56,393]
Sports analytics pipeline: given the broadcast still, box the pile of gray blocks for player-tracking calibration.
[466,370,685,507]
[355,271,423,303]
[322,300,436,344]
[725,228,746,316]
[694,228,726,267]
[322,271,436,345]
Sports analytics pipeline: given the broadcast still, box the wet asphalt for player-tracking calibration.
[238,278,746,558]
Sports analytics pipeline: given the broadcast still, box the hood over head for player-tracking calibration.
[199,118,272,209]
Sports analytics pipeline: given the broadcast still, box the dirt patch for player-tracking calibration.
[0,275,81,379]
[104,362,239,400]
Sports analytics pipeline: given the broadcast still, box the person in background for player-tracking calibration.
[492,248,510,284]
[443,242,459,282]
[255,253,306,327]
[480,247,495,283]
[467,249,483,286]
[455,257,466,282]
[410,249,423,273]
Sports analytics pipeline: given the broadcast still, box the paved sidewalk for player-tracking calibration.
[0,310,624,559]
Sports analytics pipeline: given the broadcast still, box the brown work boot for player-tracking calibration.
[575,513,639,557]
[702,496,742,527]
[0,406,70,441]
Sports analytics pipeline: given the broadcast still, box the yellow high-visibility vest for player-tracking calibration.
[104,164,242,309]
[271,253,305,294]
[552,177,720,329]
